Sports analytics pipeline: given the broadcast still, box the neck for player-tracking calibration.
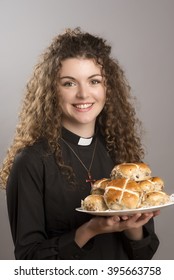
[62,123,95,138]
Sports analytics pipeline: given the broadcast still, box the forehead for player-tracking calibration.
[59,58,102,76]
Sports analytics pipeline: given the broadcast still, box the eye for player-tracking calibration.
[90,79,101,85]
[63,81,76,87]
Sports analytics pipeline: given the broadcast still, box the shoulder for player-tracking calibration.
[6,140,51,197]
[7,139,52,190]
[97,131,107,149]
[13,138,51,170]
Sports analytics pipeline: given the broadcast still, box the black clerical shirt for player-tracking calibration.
[6,128,159,259]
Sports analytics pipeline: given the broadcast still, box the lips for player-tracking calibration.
[73,103,93,109]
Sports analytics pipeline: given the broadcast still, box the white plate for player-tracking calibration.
[76,201,174,216]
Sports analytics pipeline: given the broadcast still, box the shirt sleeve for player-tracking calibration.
[6,149,89,260]
[121,219,159,259]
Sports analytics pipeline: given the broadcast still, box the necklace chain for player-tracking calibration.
[61,137,97,184]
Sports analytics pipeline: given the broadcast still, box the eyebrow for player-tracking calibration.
[59,74,103,80]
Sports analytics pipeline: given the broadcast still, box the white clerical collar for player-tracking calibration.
[62,127,95,146]
[78,137,93,146]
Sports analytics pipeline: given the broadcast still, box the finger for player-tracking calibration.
[122,213,150,228]
[112,215,120,223]
[141,213,154,220]
[153,210,160,217]
[120,215,129,221]
[142,211,160,220]
[131,213,153,227]
[105,215,120,225]
[127,213,142,222]
[118,213,142,229]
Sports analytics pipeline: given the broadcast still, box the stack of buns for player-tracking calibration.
[82,162,170,211]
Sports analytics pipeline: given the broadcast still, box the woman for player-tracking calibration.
[0,28,159,259]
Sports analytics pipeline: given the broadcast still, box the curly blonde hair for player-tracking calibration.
[0,27,144,188]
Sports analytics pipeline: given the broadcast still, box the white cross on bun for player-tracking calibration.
[110,162,151,181]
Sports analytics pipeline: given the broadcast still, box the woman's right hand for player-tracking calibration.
[87,215,122,235]
[75,215,121,248]
[75,211,158,248]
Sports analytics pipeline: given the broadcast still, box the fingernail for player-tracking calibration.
[114,216,120,222]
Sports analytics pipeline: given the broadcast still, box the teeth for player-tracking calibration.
[75,104,92,109]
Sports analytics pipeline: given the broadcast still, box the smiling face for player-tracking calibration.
[58,58,106,137]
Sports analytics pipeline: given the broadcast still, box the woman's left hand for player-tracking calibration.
[120,210,160,240]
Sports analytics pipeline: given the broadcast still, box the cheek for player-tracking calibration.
[103,93,107,103]
[98,90,106,105]
[58,95,64,109]
[58,92,71,107]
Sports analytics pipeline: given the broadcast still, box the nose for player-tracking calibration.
[76,83,89,99]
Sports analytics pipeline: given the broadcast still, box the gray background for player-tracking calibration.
[0,0,174,259]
